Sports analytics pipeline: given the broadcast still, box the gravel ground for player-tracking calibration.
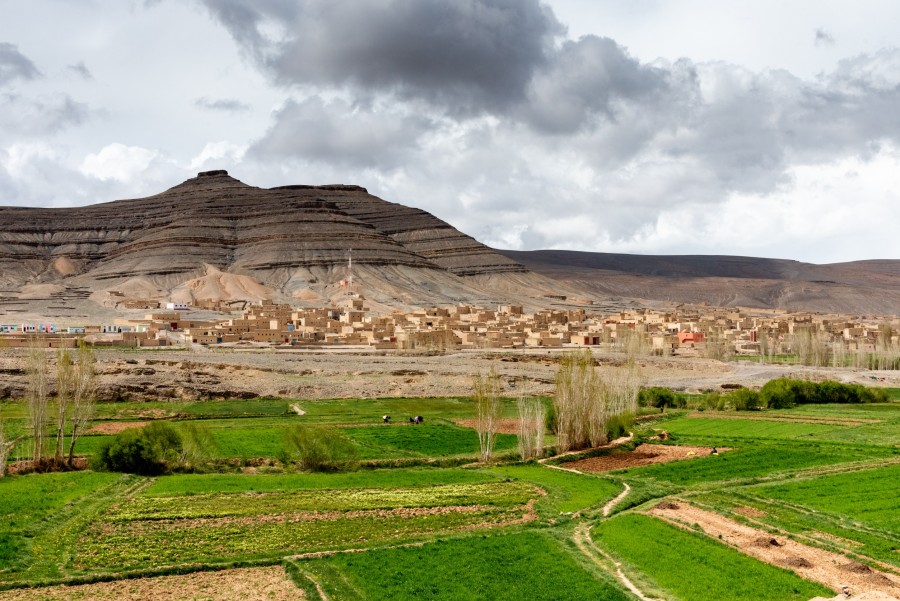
[1,347,897,402]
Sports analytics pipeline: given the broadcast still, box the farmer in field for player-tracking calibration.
[711,446,719,455]
[383,415,391,423]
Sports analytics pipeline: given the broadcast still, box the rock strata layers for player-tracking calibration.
[0,171,545,313]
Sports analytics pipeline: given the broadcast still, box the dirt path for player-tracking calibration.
[648,502,900,599]
[602,482,631,517]
[573,522,663,601]
[454,418,522,434]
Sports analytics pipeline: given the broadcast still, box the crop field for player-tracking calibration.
[73,481,538,572]
[660,416,841,440]
[591,514,832,601]
[3,397,899,600]
[612,441,897,486]
[290,531,631,600]
[692,462,900,568]
[486,464,622,514]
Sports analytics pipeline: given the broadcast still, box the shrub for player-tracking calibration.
[726,388,761,411]
[760,378,888,408]
[282,425,358,472]
[94,422,182,475]
[638,387,677,409]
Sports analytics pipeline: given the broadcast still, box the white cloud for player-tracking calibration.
[79,143,160,183]
[189,141,247,171]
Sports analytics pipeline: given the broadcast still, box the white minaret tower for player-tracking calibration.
[345,248,354,293]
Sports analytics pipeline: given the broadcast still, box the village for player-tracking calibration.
[2,295,897,365]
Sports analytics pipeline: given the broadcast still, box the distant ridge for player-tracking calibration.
[499,249,900,314]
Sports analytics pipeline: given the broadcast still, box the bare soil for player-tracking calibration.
[86,421,149,435]
[454,418,522,435]
[648,503,900,598]
[565,444,726,472]
[0,566,301,600]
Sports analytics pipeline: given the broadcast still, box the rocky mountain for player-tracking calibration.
[3,169,895,320]
[0,171,598,319]
[499,249,900,315]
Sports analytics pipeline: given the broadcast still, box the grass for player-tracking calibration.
[753,463,900,532]
[291,531,631,600]
[592,514,832,601]
[661,416,841,440]
[342,423,518,459]
[0,472,122,531]
[486,464,622,514]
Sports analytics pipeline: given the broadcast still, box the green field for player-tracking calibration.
[615,441,896,485]
[486,464,622,514]
[661,416,840,440]
[292,531,631,600]
[592,514,831,601]
[74,481,538,572]
[3,396,898,599]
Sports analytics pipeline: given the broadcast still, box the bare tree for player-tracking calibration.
[473,367,502,463]
[0,410,24,477]
[67,342,96,466]
[555,349,599,452]
[25,342,50,468]
[554,350,640,452]
[54,348,74,464]
[516,394,545,461]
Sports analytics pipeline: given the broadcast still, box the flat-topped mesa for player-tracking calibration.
[0,171,528,297]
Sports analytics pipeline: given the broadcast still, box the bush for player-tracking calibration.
[638,387,677,409]
[607,411,635,440]
[760,378,888,408]
[281,425,358,472]
[94,422,182,475]
[726,388,761,411]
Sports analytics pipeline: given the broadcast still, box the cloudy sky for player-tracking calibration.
[2,1,900,264]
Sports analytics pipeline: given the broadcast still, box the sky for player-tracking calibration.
[2,1,900,264]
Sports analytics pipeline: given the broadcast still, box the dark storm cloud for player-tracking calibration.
[521,35,667,134]
[195,96,251,112]
[199,0,900,249]
[201,0,563,113]
[0,43,40,86]
[67,61,93,80]
[248,96,433,169]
